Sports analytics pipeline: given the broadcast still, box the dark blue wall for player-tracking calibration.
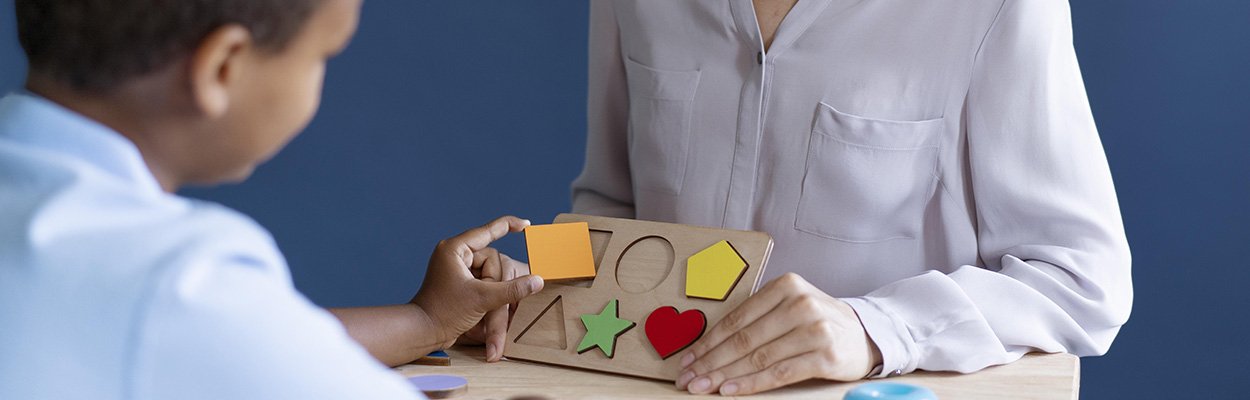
[2,1,1246,398]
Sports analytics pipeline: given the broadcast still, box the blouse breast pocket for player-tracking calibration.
[795,102,944,243]
[624,58,701,195]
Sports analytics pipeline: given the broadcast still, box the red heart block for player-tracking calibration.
[644,306,707,360]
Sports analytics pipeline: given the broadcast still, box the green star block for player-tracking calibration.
[576,299,636,358]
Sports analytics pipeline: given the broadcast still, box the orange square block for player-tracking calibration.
[525,222,597,282]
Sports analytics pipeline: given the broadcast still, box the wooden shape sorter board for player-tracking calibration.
[504,214,773,381]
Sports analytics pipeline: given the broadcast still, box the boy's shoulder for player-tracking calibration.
[0,159,283,277]
[0,133,288,298]
[0,104,288,315]
[0,93,285,278]
[0,125,301,398]
[0,92,289,331]
[0,95,418,399]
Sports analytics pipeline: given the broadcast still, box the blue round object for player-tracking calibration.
[843,382,937,400]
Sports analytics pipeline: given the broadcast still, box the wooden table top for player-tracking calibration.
[395,346,1079,399]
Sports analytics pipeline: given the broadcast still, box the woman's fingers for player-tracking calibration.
[678,296,816,389]
[679,274,863,395]
[717,351,828,396]
[685,320,827,394]
[685,279,790,365]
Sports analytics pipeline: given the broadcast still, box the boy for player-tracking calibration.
[0,1,542,398]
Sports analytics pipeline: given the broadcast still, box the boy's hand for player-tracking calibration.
[457,248,530,361]
[412,216,544,356]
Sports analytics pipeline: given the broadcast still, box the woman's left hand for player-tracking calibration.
[676,273,883,395]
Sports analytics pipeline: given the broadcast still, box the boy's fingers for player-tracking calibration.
[438,217,523,269]
[475,250,519,362]
[454,216,529,252]
[474,248,503,280]
[500,254,521,321]
[483,304,510,362]
[500,254,519,281]
[475,275,544,310]
[458,323,487,345]
[511,217,532,232]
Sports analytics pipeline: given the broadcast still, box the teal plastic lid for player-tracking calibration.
[843,382,937,400]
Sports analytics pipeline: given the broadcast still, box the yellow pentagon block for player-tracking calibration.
[685,240,747,301]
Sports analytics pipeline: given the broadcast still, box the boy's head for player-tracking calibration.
[15,0,362,190]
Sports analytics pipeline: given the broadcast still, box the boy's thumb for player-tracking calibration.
[478,275,544,308]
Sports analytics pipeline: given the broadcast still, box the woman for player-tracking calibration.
[571,0,1131,395]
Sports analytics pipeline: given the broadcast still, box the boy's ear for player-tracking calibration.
[187,25,253,118]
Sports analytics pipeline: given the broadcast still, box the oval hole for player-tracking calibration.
[614,236,675,294]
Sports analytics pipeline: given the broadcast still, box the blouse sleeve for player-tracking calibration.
[843,0,1132,377]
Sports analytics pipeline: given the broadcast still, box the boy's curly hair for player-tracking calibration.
[16,0,325,92]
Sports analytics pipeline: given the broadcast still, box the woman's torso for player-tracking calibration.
[612,0,1003,294]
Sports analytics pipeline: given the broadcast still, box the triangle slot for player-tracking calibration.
[514,295,567,350]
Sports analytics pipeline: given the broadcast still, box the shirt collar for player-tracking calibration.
[0,92,164,194]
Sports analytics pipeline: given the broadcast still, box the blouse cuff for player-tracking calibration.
[842,297,918,378]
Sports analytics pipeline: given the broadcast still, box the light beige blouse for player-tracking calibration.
[571,0,1132,377]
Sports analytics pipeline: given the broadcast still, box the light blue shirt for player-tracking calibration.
[0,93,421,399]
